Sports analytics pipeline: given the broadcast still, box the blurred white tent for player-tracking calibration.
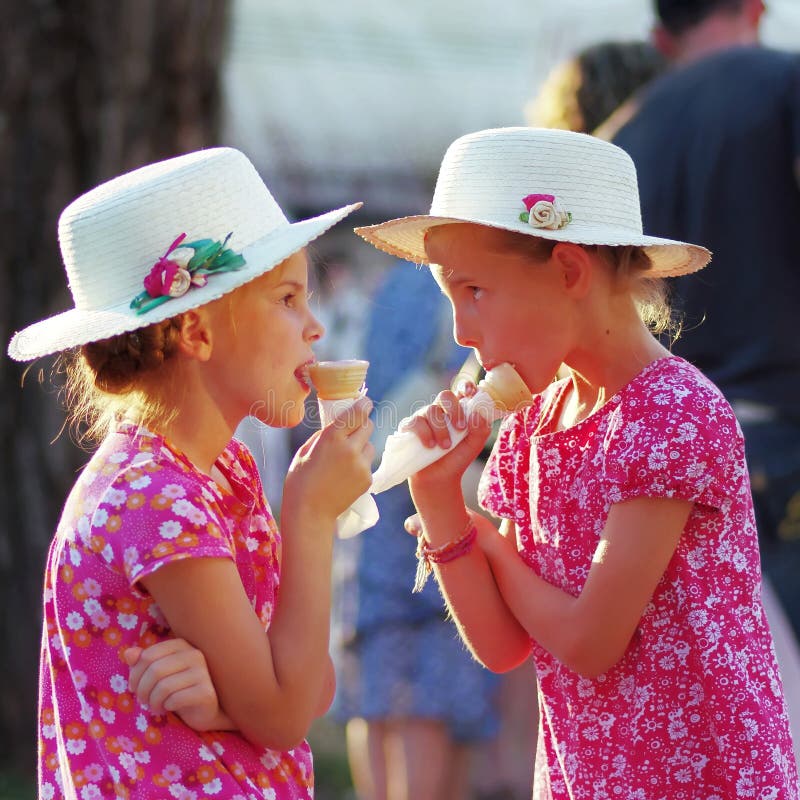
[222,0,799,215]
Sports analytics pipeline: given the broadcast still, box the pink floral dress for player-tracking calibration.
[38,424,314,800]
[479,357,799,799]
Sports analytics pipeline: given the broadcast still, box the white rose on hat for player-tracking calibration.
[521,193,571,231]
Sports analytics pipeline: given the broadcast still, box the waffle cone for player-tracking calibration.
[308,359,369,399]
[478,363,532,413]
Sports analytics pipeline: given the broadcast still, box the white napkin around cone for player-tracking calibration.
[370,389,500,495]
[317,393,381,538]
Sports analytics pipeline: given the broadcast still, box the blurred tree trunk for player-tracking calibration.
[0,0,232,770]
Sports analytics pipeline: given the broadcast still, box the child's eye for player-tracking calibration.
[281,293,296,306]
[469,286,483,300]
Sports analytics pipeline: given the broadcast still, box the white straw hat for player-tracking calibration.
[355,127,709,277]
[8,147,361,361]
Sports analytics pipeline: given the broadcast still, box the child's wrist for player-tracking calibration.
[410,481,465,522]
[412,517,478,592]
[280,502,338,540]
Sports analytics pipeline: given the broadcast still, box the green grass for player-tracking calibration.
[0,771,35,800]
[309,716,355,800]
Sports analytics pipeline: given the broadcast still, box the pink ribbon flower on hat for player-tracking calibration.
[131,232,246,316]
[519,194,572,230]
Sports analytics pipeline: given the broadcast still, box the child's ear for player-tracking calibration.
[175,309,214,361]
[652,24,677,60]
[551,243,592,297]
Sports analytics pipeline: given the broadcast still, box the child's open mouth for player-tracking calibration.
[295,362,314,391]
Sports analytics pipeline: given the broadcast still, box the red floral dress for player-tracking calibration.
[38,425,314,800]
[479,357,798,799]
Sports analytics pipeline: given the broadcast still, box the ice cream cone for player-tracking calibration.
[478,363,532,413]
[308,359,369,400]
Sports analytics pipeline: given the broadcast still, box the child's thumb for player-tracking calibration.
[459,415,492,458]
[404,514,423,537]
[122,646,142,666]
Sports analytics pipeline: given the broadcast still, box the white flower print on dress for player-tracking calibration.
[117,612,137,630]
[172,498,208,526]
[105,488,127,508]
[83,598,101,616]
[159,520,182,539]
[129,474,151,490]
[66,738,87,755]
[163,483,187,499]
[66,611,84,630]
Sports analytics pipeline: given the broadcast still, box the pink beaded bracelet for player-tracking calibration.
[412,520,478,593]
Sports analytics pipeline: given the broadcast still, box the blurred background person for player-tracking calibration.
[612,0,800,755]
[525,39,666,134]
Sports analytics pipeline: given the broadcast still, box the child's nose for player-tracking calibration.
[453,315,478,350]
[306,310,325,342]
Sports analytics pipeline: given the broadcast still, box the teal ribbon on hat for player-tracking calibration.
[130,231,247,316]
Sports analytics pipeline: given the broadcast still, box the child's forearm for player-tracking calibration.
[481,531,582,667]
[267,507,337,738]
[412,486,532,672]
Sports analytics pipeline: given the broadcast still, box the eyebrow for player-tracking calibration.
[441,275,476,289]
[272,280,307,292]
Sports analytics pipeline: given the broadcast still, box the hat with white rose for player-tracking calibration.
[8,147,361,361]
[354,127,710,277]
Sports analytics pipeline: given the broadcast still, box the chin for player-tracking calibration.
[249,395,306,427]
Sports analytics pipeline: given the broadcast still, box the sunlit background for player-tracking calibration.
[223,0,800,215]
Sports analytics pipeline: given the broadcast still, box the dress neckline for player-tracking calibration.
[532,355,679,439]
[116,422,256,515]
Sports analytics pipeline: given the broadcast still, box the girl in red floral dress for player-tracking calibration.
[355,127,799,799]
[8,148,372,799]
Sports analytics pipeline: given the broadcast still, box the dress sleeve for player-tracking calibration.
[478,405,535,521]
[601,376,743,511]
[90,460,235,592]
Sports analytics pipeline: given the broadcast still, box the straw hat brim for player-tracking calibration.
[354,214,711,278]
[9,203,361,362]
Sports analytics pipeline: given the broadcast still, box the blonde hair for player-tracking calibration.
[526,42,666,134]
[493,230,677,338]
[58,267,287,445]
[59,317,187,445]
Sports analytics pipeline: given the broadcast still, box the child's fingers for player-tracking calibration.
[161,683,213,716]
[146,665,212,715]
[399,413,437,448]
[330,396,373,435]
[404,514,423,537]
[295,429,322,458]
[123,647,143,692]
[453,379,478,399]
[438,389,467,431]
[426,403,455,448]
[127,638,202,704]
[345,416,375,449]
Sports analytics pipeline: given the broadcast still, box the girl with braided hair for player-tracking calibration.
[8,148,373,799]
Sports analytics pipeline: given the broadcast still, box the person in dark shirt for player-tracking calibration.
[613,0,800,642]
